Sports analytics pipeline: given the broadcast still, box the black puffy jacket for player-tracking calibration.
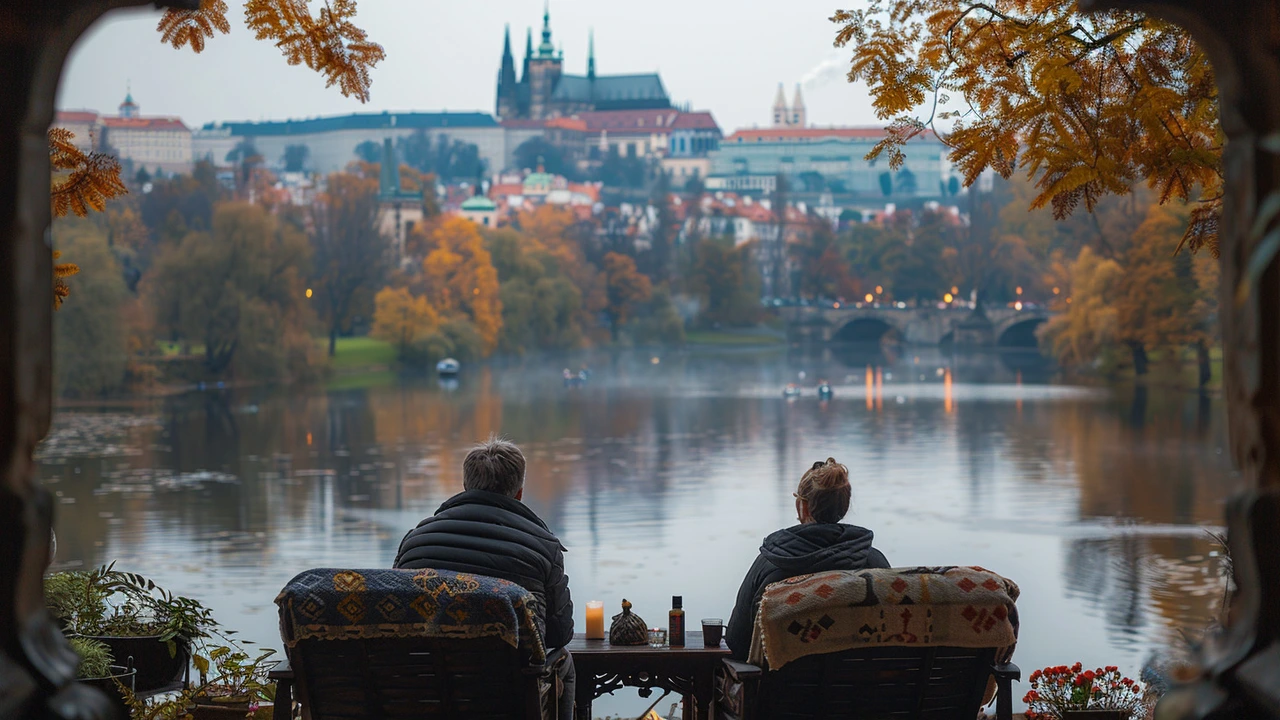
[726,523,889,659]
[393,490,574,649]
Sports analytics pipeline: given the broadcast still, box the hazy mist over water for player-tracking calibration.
[42,348,1240,716]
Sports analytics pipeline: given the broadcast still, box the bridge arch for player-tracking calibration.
[832,317,898,344]
[996,317,1048,349]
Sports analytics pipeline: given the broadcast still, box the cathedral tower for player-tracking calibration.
[772,83,789,127]
[496,25,519,119]
[791,83,806,127]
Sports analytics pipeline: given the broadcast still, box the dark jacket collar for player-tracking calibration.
[435,489,561,544]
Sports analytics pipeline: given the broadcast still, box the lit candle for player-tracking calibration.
[585,601,605,640]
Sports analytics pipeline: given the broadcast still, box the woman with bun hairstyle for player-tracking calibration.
[725,458,890,659]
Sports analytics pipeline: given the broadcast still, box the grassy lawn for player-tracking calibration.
[685,330,786,347]
[327,336,396,370]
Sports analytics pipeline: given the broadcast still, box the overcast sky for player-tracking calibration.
[57,1,886,134]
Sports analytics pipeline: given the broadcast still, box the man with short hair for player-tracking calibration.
[394,437,575,719]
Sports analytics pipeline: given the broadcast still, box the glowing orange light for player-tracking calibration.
[865,293,874,303]
[833,302,841,308]
[944,368,953,413]
[1015,286,1023,295]
[951,286,959,295]
[1052,287,1061,295]
[1066,297,1073,304]
[875,285,884,295]
[865,366,874,411]
[473,287,480,295]
[943,293,954,303]
[305,288,313,298]
[306,432,313,445]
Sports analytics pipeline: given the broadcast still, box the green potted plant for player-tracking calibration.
[46,564,217,693]
[70,636,135,715]
[1022,663,1150,719]
[190,644,278,719]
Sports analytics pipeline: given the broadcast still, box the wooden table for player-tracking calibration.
[567,631,730,720]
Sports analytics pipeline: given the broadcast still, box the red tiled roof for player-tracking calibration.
[572,109,687,132]
[56,110,99,124]
[669,112,720,131]
[500,119,547,129]
[100,116,189,131]
[545,117,588,132]
[725,126,938,142]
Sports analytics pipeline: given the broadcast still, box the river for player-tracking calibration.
[40,347,1241,717]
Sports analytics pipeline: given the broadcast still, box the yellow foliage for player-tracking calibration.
[1042,247,1125,367]
[52,250,80,310]
[158,0,231,52]
[834,1,1223,255]
[421,217,503,353]
[49,128,127,219]
[244,0,385,102]
[371,286,439,353]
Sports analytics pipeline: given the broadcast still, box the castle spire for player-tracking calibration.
[587,28,595,80]
[538,0,555,58]
[791,83,806,127]
[523,27,533,79]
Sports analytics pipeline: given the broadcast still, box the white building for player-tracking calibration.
[55,92,193,175]
[193,111,541,176]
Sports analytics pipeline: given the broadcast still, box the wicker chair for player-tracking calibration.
[271,567,563,720]
[717,567,1021,720]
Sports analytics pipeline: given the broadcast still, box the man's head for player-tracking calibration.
[462,436,526,499]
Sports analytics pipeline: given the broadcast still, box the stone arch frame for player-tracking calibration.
[831,316,900,344]
[0,1,1276,718]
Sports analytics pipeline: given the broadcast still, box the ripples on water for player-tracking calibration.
[41,348,1242,715]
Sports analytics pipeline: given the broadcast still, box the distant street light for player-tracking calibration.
[875,285,883,294]
[865,293,874,303]
[1015,301,1023,311]
[305,288,313,298]
[1015,286,1023,295]
[944,293,954,303]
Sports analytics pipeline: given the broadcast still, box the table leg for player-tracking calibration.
[682,693,694,720]
[695,670,715,720]
[574,681,592,720]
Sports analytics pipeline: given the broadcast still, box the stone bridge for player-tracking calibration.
[782,305,1057,347]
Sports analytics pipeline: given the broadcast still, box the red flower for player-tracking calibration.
[1106,665,1118,673]
[1082,670,1096,681]
[1072,662,1083,673]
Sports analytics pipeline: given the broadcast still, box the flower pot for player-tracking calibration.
[190,699,258,720]
[1063,711,1131,720]
[79,664,136,716]
[82,634,189,692]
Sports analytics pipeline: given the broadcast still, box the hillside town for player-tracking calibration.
[56,5,962,303]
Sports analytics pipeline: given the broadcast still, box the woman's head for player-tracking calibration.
[795,458,851,524]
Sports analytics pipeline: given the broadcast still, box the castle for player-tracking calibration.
[496,5,671,121]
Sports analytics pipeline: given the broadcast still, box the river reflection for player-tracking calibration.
[41,348,1241,716]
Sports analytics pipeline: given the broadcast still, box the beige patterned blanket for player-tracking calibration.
[748,566,1019,671]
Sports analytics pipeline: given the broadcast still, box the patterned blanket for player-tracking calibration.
[748,566,1019,672]
[275,567,546,664]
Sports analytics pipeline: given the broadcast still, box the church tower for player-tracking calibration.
[772,83,789,127]
[791,83,806,128]
[527,1,564,119]
[587,28,595,81]
[496,25,519,120]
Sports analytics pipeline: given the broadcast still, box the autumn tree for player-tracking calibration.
[310,170,387,356]
[602,252,652,341]
[146,202,318,379]
[686,237,762,328]
[371,286,439,355]
[1040,247,1125,369]
[486,228,585,354]
[52,222,128,396]
[1113,203,1208,375]
[50,0,384,305]
[419,217,503,353]
[835,1,1221,255]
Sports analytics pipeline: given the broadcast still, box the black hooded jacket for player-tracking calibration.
[726,523,889,659]
[393,490,574,649]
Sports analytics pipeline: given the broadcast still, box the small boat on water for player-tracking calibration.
[436,358,460,377]
[783,384,802,398]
